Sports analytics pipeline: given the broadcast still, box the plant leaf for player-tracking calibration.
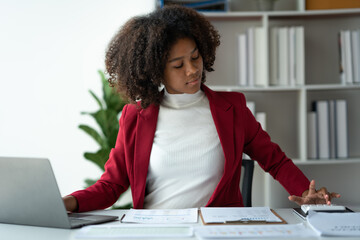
[84,178,98,188]
[99,70,112,107]
[80,111,92,115]
[84,148,110,171]
[78,124,108,149]
[98,70,127,112]
[89,90,103,109]
[111,203,133,209]
[108,93,127,113]
[90,109,119,148]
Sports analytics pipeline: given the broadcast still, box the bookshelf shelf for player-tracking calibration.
[205,12,264,19]
[256,158,360,166]
[305,84,360,90]
[209,85,303,91]
[210,84,360,91]
[204,9,360,162]
[293,158,360,165]
[205,8,360,19]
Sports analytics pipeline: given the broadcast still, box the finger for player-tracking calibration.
[326,192,341,204]
[316,187,331,203]
[313,195,327,205]
[330,192,341,199]
[324,194,331,205]
[308,180,316,195]
[318,187,328,194]
[319,190,330,204]
[288,195,304,206]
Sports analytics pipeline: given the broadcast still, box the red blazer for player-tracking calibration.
[72,85,309,212]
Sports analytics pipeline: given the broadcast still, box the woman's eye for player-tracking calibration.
[192,54,200,60]
[174,63,183,69]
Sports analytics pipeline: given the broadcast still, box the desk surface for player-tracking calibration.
[1,208,359,240]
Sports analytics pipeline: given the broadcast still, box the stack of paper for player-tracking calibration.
[200,207,284,224]
[307,211,360,237]
[76,225,194,238]
[195,224,316,239]
[121,208,198,224]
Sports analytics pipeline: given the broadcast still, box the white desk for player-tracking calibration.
[1,208,359,240]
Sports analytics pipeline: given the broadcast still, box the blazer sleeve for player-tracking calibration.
[241,95,310,197]
[70,105,131,212]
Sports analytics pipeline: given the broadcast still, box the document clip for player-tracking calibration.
[224,218,267,224]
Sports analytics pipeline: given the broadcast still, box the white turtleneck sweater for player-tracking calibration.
[143,89,225,209]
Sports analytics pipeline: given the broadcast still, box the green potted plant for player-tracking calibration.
[79,70,131,208]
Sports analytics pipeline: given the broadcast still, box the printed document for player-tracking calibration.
[200,207,282,224]
[195,223,316,239]
[307,211,360,237]
[76,224,193,238]
[121,208,198,224]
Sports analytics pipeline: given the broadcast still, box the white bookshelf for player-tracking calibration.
[203,9,360,164]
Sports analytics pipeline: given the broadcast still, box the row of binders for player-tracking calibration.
[307,99,348,160]
[157,0,229,11]
[339,29,360,85]
[237,28,267,87]
[270,26,305,87]
[237,26,304,87]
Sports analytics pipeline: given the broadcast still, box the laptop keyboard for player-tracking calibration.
[67,213,118,227]
[68,216,92,225]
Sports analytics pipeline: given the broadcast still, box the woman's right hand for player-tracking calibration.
[63,195,78,212]
[288,180,340,206]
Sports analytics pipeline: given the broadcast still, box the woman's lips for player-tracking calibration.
[186,77,200,85]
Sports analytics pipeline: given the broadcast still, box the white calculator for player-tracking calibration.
[301,204,346,214]
[293,204,351,219]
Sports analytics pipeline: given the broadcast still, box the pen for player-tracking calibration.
[120,214,126,223]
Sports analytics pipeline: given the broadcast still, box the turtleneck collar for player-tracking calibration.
[162,88,205,109]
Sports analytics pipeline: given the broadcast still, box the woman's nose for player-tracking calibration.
[185,62,198,76]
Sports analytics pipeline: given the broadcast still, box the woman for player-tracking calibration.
[63,5,339,212]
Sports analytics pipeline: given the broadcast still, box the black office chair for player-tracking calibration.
[241,159,254,207]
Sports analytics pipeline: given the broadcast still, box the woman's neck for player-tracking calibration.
[162,88,204,108]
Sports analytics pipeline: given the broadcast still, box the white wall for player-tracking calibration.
[0,0,155,197]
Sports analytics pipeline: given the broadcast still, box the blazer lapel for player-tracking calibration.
[203,85,235,190]
[133,104,159,208]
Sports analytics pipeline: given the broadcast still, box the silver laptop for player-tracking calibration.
[0,157,118,229]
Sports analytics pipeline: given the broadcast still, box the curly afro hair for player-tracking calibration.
[105,5,220,109]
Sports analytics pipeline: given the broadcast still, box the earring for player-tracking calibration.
[158,83,165,92]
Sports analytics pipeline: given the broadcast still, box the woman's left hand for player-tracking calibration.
[288,179,341,206]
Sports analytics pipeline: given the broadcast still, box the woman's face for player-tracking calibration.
[163,37,203,94]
